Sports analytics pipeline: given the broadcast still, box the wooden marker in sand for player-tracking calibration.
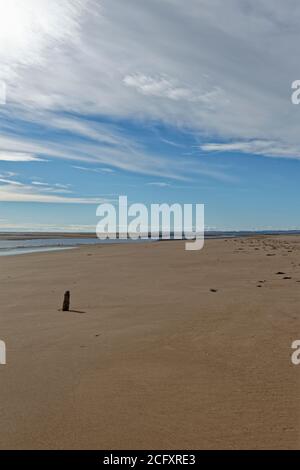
[62,291,70,311]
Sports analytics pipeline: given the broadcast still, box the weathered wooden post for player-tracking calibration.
[0,340,6,365]
[62,291,70,311]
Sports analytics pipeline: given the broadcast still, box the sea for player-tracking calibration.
[0,231,299,257]
[0,237,144,257]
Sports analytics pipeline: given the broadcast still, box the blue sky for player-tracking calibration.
[1,0,300,231]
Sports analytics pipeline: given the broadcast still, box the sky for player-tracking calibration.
[0,0,300,231]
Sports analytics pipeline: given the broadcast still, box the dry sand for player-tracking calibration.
[0,236,300,449]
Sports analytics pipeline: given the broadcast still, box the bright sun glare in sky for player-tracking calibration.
[0,0,81,74]
[0,1,38,59]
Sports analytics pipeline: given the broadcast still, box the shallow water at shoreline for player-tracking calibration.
[0,246,76,257]
[0,237,149,257]
[1,231,300,256]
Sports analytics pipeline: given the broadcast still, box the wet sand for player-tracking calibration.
[0,237,299,449]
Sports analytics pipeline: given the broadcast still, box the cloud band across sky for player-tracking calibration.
[1,0,300,159]
[0,0,300,230]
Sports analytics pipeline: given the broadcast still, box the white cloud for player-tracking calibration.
[0,151,44,162]
[0,186,105,203]
[31,181,71,190]
[0,115,233,181]
[201,140,300,158]
[31,181,50,186]
[0,0,86,76]
[0,178,23,186]
[0,171,17,178]
[73,166,115,174]
[1,0,300,165]
[123,74,222,104]
[147,182,171,187]
[0,176,107,203]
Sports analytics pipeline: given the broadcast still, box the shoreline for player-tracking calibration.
[1,233,300,258]
[1,230,300,241]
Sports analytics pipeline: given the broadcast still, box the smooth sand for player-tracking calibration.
[0,237,299,449]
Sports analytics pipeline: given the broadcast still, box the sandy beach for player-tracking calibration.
[0,236,299,449]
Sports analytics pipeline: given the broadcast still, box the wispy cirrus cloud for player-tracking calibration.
[0,112,233,181]
[0,0,300,161]
[2,0,300,164]
[147,182,171,188]
[201,140,300,159]
[0,185,106,204]
[123,74,224,106]
[0,151,45,162]
[0,175,108,204]
[2,0,300,197]
[73,166,115,174]
[31,181,71,190]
